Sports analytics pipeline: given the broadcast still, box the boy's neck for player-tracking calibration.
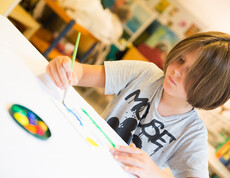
[157,90,193,117]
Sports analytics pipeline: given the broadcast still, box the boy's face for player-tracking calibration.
[163,49,199,101]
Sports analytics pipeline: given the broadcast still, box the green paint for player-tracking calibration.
[81,108,115,148]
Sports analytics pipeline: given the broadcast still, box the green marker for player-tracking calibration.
[62,32,81,105]
[81,108,115,148]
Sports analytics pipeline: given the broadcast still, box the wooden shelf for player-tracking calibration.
[30,28,72,60]
[30,35,62,59]
[208,143,230,178]
[44,0,98,42]
[9,5,41,39]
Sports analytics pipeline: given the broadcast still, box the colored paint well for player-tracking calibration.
[9,104,51,140]
[14,113,29,126]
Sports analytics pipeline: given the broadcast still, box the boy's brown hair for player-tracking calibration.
[163,31,230,110]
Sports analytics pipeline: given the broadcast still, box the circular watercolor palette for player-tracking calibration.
[9,104,51,140]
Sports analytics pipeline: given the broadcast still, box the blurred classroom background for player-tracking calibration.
[1,0,230,177]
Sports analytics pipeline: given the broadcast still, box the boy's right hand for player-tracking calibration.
[46,56,81,89]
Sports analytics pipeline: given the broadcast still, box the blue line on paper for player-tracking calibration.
[63,104,83,126]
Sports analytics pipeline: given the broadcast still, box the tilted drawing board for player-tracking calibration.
[0,15,134,178]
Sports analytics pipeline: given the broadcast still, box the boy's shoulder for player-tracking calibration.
[184,109,208,138]
[105,60,163,75]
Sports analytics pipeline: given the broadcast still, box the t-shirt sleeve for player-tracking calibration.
[167,125,209,178]
[104,60,162,95]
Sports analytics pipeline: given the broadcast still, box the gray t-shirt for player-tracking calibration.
[102,60,209,178]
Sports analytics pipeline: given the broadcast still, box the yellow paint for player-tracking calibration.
[14,113,29,126]
[86,137,99,147]
[38,121,48,132]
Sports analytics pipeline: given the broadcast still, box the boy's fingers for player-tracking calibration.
[115,145,142,154]
[110,148,131,157]
[123,166,144,178]
[62,57,72,80]
[70,72,79,85]
[114,155,143,168]
[46,56,73,89]
[56,61,69,88]
[46,65,58,87]
[129,143,136,148]
[50,61,64,89]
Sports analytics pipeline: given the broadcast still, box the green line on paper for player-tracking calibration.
[81,108,115,148]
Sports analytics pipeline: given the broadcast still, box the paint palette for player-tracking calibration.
[9,104,51,140]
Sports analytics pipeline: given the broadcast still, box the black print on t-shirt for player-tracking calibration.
[107,89,149,143]
[125,89,150,120]
[137,119,176,156]
[107,117,137,143]
[107,89,176,155]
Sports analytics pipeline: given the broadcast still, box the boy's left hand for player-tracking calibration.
[110,143,166,178]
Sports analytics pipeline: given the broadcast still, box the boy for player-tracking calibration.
[46,31,230,177]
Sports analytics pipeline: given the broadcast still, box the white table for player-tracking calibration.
[0,15,133,178]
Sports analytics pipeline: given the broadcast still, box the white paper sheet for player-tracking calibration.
[0,15,135,178]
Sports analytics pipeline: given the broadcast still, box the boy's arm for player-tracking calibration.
[46,56,105,89]
[77,62,105,88]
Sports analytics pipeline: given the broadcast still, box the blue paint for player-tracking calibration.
[63,104,83,126]
[27,112,37,125]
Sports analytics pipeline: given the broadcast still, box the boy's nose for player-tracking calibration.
[173,64,187,77]
[174,67,181,77]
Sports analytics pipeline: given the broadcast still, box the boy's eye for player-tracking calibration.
[178,58,185,63]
